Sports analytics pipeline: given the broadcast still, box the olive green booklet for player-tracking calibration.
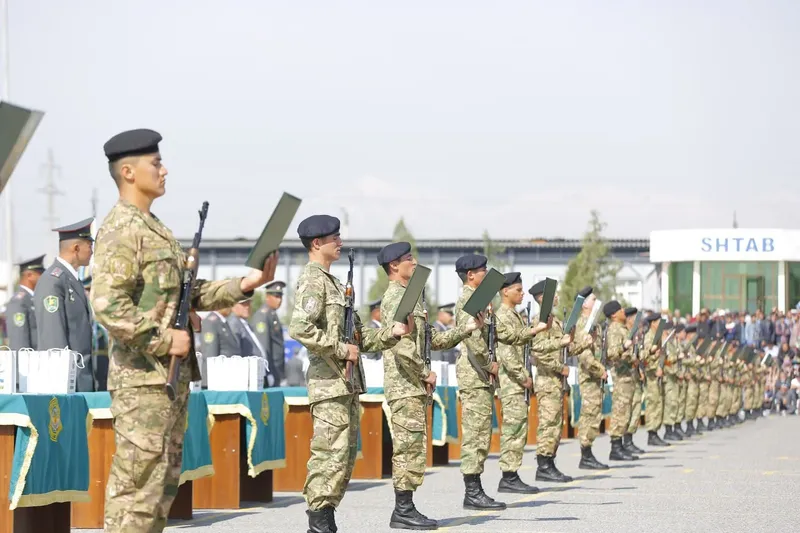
[245,192,302,269]
[392,265,432,323]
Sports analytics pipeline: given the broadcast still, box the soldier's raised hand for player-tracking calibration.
[560,333,572,347]
[466,312,485,332]
[392,314,415,338]
[240,252,280,293]
[532,320,549,335]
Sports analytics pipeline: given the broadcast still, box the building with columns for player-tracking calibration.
[651,229,800,315]
[181,237,656,317]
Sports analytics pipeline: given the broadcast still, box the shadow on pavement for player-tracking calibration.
[507,499,558,509]
[347,481,387,492]
[628,475,654,479]
[438,514,498,527]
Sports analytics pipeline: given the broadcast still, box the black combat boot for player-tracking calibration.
[389,489,437,530]
[579,445,609,469]
[663,425,677,441]
[723,415,733,428]
[323,507,338,533]
[647,430,670,447]
[535,455,571,482]
[307,509,333,533]
[683,421,695,437]
[623,433,645,455]
[498,471,539,494]
[610,437,637,460]
[463,474,506,511]
[707,417,717,431]
[700,418,709,431]
[694,419,704,435]
[674,423,687,439]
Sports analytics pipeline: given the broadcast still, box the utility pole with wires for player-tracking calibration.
[37,148,65,260]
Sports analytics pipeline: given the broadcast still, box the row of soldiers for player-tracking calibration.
[287,215,773,533]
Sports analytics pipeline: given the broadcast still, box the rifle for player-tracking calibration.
[561,317,572,396]
[600,321,609,389]
[487,302,498,392]
[343,248,360,393]
[421,288,433,403]
[166,201,209,402]
[524,302,533,405]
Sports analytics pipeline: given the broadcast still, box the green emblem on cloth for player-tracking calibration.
[256,322,266,334]
[13,312,25,327]
[48,397,63,442]
[44,295,59,313]
[260,392,270,426]
[203,332,215,344]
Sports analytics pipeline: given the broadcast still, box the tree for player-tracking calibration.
[558,210,622,312]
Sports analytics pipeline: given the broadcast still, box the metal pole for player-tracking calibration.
[1,0,15,297]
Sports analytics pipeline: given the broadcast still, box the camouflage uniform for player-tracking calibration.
[380,281,468,491]
[717,354,731,419]
[91,200,250,533]
[676,342,687,425]
[495,303,534,472]
[642,329,664,432]
[697,353,710,422]
[289,261,399,511]
[606,321,635,438]
[575,316,605,448]
[708,352,723,423]
[683,343,699,422]
[662,336,680,428]
[626,367,644,435]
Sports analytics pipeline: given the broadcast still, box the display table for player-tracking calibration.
[70,391,215,528]
[0,394,90,533]
[193,390,285,509]
[568,384,613,437]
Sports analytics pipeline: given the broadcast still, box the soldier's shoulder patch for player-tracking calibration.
[13,312,25,327]
[203,332,215,343]
[304,296,318,314]
[256,322,266,334]
[51,267,63,278]
[44,295,59,313]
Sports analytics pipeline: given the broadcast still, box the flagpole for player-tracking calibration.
[1,0,14,298]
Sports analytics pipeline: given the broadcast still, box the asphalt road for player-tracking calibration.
[74,414,799,533]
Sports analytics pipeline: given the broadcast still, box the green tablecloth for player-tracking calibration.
[80,391,215,485]
[201,390,286,476]
[0,394,90,509]
[569,384,613,426]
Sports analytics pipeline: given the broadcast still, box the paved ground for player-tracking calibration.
[75,414,799,533]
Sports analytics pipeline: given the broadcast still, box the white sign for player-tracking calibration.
[650,229,800,262]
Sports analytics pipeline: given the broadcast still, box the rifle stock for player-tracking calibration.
[343,249,359,393]
[422,289,433,400]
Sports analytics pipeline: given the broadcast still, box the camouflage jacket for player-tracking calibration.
[664,337,679,376]
[575,315,604,383]
[454,285,493,391]
[606,321,634,376]
[495,303,534,398]
[680,341,695,380]
[289,261,399,404]
[709,353,724,383]
[531,315,591,380]
[91,200,249,390]
[381,280,468,403]
[642,329,660,378]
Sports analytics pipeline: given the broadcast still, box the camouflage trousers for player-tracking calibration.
[105,384,189,533]
[305,394,359,510]
[644,376,664,431]
[685,380,699,419]
[743,386,754,410]
[577,380,602,447]
[731,386,742,414]
[609,372,635,438]
[499,393,528,472]
[663,375,679,425]
[627,381,644,434]
[698,381,710,419]
[715,384,730,417]
[677,379,687,421]
[535,376,563,457]
[708,381,721,418]
[459,387,493,475]
[389,396,428,491]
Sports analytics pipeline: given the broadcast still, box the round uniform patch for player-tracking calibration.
[203,332,215,344]
[304,297,318,314]
[44,295,59,313]
[256,322,266,334]
[13,312,25,327]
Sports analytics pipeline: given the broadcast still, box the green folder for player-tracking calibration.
[0,101,45,194]
[462,268,505,318]
[628,311,642,340]
[732,346,744,361]
[563,295,585,333]
[652,319,665,347]
[696,337,712,356]
[392,265,431,323]
[245,192,302,269]
[537,278,558,322]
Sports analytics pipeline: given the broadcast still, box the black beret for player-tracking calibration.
[377,241,411,265]
[685,323,697,333]
[368,299,382,311]
[437,303,455,315]
[603,300,622,318]
[644,313,660,325]
[529,280,546,297]
[502,272,522,288]
[53,217,94,242]
[675,323,685,333]
[17,254,45,273]
[104,129,162,162]
[455,254,487,273]
[624,307,638,317]
[297,215,340,239]
[578,286,593,298]
[264,281,286,295]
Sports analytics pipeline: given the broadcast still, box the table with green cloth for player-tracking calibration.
[80,391,215,484]
[432,385,459,446]
[201,390,286,476]
[0,394,90,509]
[568,384,613,427]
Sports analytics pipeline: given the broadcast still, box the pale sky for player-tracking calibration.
[2,0,799,262]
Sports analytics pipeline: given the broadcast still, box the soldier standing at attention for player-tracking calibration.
[91,129,279,532]
[5,255,45,351]
[201,308,242,357]
[529,279,589,482]
[453,254,507,509]
[624,307,646,455]
[662,323,684,440]
[707,340,723,430]
[35,218,96,392]
[696,341,711,431]
[289,215,412,533]
[642,314,669,446]
[361,299,383,361]
[682,325,701,434]
[676,325,689,435]
[495,272,549,492]
[603,301,638,461]
[378,242,482,529]
[574,286,608,470]
[432,304,457,364]
[251,281,287,384]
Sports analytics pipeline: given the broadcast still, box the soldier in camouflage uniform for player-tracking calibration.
[683,325,702,434]
[642,314,669,446]
[529,279,591,482]
[495,272,549,491]
[662,323,684,441]
[377,242,482,528]
[288,216,412,533]
[5,255,45,351]
[623,307,647,455]
[695,339,710,433]
[574,287,608,470]
[91,129,279,533]
[743,359,756,419]
[717,346,733,426]
[603,301,638,461]
[707,341,723,430]
[453,254,507,509]
[676,328,688,434]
